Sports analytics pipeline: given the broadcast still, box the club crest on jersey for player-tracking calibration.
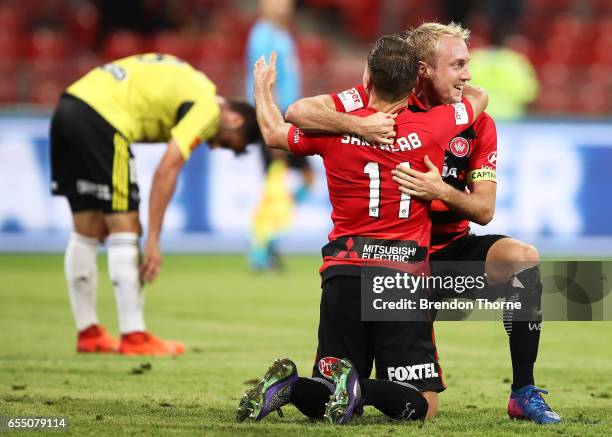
[318,357,341,380]
[449,137,470,157]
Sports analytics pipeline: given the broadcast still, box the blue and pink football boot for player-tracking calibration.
[508,385,561,424]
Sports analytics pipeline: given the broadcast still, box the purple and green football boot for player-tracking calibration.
[236,358,298,422]
[508,385,561,424]
[324,358,362,425]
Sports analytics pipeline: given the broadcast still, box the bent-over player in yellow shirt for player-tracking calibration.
[50,53,260,356]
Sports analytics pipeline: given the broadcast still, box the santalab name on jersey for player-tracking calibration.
[340,133,422,152]
[362,244,418,262]
[387,363,439,381]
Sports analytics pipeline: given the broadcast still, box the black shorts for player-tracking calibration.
[430,233,508,300]
[430,233,508,262]
[312,275,445,393]
[50,94,139,214]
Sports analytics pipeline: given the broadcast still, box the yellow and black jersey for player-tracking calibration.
[66,53,219,160]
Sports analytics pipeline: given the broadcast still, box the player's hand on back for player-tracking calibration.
[140,238,162,284]
[254,52,277,92]
[392,155,450,201]
[354,112,397,145]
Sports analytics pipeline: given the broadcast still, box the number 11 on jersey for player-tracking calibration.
[364,161,411,219]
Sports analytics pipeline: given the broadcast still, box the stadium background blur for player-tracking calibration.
[0,0,611,255]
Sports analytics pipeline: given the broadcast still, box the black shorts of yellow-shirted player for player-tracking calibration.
[50,53,260,356]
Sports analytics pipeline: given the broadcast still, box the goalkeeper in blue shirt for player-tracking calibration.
[245,0,314,271]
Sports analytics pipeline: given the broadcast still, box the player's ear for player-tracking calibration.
[363,67,373,92]
[362,65,369,87]
[418,61,431,79]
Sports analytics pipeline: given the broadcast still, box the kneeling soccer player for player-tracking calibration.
[285,22,560,425]
[238,31,487,424]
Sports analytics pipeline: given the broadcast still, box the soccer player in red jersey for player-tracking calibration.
[284,22,560,424]
[237,35,487,425]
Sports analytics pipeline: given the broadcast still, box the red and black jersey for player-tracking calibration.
[331,85,498,252]
[288,100,474,276]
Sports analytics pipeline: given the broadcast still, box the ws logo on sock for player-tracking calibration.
[529,322,542,331]
[387,363,439,381]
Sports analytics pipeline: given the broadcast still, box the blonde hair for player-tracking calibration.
[404,22,471,66]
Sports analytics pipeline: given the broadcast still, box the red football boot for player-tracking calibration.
[119,332,185,356]
[77,324,119,353]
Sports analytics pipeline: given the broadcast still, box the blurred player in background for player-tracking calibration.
[286,22,559,424]
[469,29,539,120]
[245,0,314,271]
[239,35,487,425]
[50,53,259,356]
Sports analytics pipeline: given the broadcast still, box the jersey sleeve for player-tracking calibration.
[170,92,220,161]
[287,125,329,156]
[425,98,475,149]
[467,114,498,184]
[329,84,369,113]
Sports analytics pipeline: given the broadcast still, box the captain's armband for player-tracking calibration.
[467,168,496,183]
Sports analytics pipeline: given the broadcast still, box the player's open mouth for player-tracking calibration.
[454,85,463,91]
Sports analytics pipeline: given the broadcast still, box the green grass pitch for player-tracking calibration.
[1,254,611,436]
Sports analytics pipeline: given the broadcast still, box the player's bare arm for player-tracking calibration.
[140,140,185,283]
[285,94,397,144]
[392,155,495,225]
[253,53,292,151]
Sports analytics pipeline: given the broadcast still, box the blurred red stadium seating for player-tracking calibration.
[0,59,19,103]
[0,31,21,59]
[0,0,607,114]
[26,29,69,60]
[0,3,24,35]
[67,1,98,50]
[103,31,145,61]
[297,33,331,65]
[153,32,197,61]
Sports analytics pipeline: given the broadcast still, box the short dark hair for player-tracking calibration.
[226,99,261,146]
[367,34,418,101]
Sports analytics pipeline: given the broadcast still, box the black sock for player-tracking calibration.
[505,266,542,390]
[511,355,535,390]
[290,377,334,420]
[510,319,540,389]
[360,379,428,420]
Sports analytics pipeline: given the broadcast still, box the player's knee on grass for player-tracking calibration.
[291,377,334,419]
[360,379,429,421]
[421,391,438,418]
